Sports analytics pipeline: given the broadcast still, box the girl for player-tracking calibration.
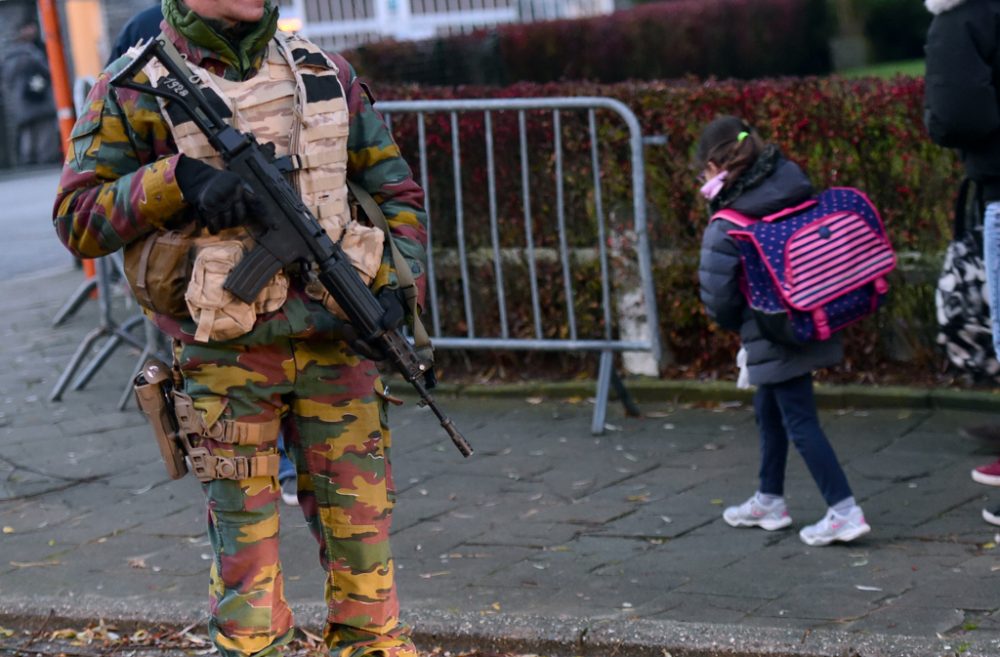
[695,116,870,546]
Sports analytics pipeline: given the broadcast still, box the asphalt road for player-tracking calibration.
[0,167,74,280]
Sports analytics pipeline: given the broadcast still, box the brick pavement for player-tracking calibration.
[2,268,1000,657]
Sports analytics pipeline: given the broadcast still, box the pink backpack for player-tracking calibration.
[712,187,897,345]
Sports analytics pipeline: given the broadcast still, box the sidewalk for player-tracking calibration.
[2,269,1000,657]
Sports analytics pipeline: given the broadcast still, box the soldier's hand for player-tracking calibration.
[176,156,265,235]
[376,286,407,330]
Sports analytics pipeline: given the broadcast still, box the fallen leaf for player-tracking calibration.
[2,527,13,534]
[0,627,13,638]
[709,499,724,506]
[491,602,501,611]
[419,571,450,579]
[983,542,997,550]
[50,629,78,640]
[10,560,60,568]
[128,557,148,569]
[627,494,651,503]
[525,396,543,405]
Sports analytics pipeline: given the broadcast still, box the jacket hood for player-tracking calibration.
[726,157,815,217]
[926,0,967,15]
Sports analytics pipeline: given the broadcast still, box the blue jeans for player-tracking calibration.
[277,433,295,483]
[984,201,1000,356]
[755,373,853,507]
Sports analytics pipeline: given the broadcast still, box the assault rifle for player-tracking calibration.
[111,37,472,457]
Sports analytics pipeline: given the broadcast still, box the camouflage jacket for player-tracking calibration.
[53,17,427,345]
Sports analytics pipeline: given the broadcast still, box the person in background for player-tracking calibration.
[107,1,300,506]
[924,0,1000,525]
[696,116,871,547]
[2,17,62,166]
[107,3,163,63]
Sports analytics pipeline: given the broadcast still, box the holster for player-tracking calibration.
[133,359,283,483]
[133,359,188,480]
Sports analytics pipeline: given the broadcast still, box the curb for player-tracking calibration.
[419,378,1000,413]
[1,594,995,657]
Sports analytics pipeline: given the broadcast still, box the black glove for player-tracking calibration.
[343,289,408,361]
[377,286,408,331]
[176,155,265,234]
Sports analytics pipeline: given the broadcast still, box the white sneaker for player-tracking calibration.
[799,506,870,546]
[723,495,793,531]
[280,478,299,506]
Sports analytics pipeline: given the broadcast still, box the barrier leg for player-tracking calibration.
[49,327,104,402]
[70,314,145,391]
[51,278,97,327]
[591,350,614,435]
[610,369,641,418]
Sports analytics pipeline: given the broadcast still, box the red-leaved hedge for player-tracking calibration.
[370,75,966,386]
[348,0,831,86]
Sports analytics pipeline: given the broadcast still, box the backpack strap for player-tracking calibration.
[347,179,433,362]
[711,209,757,227]
[761,199,817,223]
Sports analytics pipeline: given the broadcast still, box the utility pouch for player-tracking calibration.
[133,359,188,480]
[123,230,195,318]
[185,241,289,343]
[304,221,384,318]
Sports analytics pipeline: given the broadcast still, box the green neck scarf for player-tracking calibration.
[161,0,278,77]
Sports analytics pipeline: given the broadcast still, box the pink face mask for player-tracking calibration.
[699,170,728,200]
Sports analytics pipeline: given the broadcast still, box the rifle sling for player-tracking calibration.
[347,179,433,359]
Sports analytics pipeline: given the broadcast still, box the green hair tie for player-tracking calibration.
[737,131,750,142]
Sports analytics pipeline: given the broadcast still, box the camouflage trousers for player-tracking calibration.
[176,337,416,657]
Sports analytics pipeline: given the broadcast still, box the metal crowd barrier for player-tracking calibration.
[49,253,153,403]
[379,97,662,434]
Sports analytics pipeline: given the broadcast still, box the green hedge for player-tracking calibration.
[373,75,965,384]
[348,0,832,85]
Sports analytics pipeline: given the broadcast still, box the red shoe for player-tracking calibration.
[972,458,1000,486]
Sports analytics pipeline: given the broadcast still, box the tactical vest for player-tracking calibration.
[124,33,384,342]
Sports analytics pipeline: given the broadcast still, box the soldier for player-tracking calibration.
[52,1,426,656]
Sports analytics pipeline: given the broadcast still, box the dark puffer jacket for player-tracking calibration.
[924,0,1000,190]
[698,155,844,386]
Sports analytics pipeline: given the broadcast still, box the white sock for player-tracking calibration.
[755,492,784,507]
[831,496,857,516]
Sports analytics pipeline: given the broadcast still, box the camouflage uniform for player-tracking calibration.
[53,2,425,656]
